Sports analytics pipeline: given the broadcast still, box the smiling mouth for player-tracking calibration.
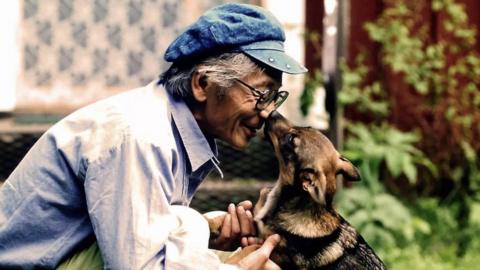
[242,119,267,140]
[245,126,257,138]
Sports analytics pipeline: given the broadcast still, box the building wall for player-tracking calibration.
[13,0,251,113]
[266,0,329,130]
[0,1,20,112]
[3,0,322,128]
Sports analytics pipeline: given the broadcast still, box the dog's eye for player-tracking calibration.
[300,168,316,178]
[286,133,296,146]
[299,169,315,182]
[301,174,312,181]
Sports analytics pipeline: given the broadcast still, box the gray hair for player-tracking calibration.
[159,53,264,104]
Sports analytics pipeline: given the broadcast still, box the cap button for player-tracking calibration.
[268,57,275,62]
[286,64,291,69]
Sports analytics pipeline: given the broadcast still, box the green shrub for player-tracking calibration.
[301,0,480,268]
[333,0,480,267]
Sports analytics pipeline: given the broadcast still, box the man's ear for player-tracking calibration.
[191,71,209,102]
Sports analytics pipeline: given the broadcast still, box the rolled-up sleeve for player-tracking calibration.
[84,133,224,269]
[0,83,235,269]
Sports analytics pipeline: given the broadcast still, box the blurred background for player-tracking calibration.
[1,0,479,269]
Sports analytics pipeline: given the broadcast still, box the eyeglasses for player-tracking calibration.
[235,79,289,111]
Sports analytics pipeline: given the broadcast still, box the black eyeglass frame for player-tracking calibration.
[235,79,289,111]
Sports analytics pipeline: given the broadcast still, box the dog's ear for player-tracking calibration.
[337,156,361,181]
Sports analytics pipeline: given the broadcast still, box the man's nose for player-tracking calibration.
[258,103,276,119]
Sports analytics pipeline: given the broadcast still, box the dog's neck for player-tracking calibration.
[280,186,339,237]
[268,184,341,238]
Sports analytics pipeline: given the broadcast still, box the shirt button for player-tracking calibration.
[286,64,291,69]
[268,57,275,62]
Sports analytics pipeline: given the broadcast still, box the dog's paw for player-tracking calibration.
[254,187,273,213]
[260,187,273,197]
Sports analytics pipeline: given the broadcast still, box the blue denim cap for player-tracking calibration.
[164,3,307,74]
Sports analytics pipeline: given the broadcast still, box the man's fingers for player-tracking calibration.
[238,200,253,210]
[219,213,232,240]
[263,260,281,270]
[241,237,248,247]
[258,234,280,257]
[238,234,280,268]
[246,210,256,235]
[237,206,251,236]
[229,203,241,235]
[214,202,256,251]
[247,237,263,245]
[241,237,264,247]
[262,234,281,247]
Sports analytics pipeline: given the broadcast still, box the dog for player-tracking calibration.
[252,111,387,270]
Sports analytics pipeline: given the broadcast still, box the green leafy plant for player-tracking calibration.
[300,29,323,117]
[300,69,323,116]
[338,56,389,118]
[328,0,480,266]
[335,121,435,258]
[335,57,436,264]
[336,187,419,250]
[363,0,480,194]
[343,123,437,189]
[359,0,480,257]
[301,0,480,267]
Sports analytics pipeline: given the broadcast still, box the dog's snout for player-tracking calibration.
[267,111,287,125]
[268,111,283,121]
[265,111,292,134]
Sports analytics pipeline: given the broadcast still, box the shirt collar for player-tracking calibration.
[157,83,218,172]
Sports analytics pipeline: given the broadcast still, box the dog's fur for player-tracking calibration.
[253,112,387,270]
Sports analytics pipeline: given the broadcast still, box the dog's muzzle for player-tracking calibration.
[264,111,292,137]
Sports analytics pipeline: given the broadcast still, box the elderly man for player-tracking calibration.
[0,3,307,270]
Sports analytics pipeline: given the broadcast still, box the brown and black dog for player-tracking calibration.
[253,111,387,270]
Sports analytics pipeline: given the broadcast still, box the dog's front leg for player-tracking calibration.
[254,187,271,213]
[254,182,282,237]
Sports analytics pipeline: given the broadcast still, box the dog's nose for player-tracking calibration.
[268,110,283,121]
[264,111,293,141]
[266,111,290,128]
[266,111,283,127]
[259,103,277,119]
[265,110,280,128]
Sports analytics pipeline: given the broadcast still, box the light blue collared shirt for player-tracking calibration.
[0,81,222,269]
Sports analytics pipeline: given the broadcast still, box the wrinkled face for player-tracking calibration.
[198,72,281,150]
[265,112,360,205]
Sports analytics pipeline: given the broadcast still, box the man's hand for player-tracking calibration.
[209,200,258,251]
[227,234,281,270]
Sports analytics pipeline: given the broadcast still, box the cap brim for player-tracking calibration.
[241,49,308,74]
